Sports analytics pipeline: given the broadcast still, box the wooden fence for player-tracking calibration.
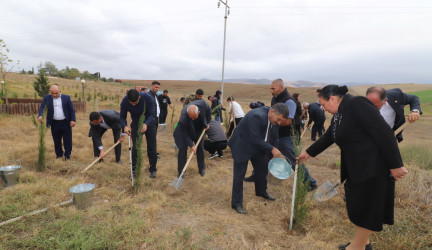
[0,98,86,115]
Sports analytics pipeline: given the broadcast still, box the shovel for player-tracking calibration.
[170,129,206,190]
[81,141,121,173]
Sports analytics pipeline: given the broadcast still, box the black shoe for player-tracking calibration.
[97,159,104,164]
[199,170,206,177]
[311,138,316,141]
[256,193,276,201]
[338,242,373,250]
[208,152,218,159]
[65,156,71,161]
[308,183,318,192]
[56,155,63,159]
[243,175,255,182]
[150,172,156,178]
[231,204,248,214]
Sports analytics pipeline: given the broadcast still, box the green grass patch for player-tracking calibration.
[400,145,432,170]
[407,89,432,104]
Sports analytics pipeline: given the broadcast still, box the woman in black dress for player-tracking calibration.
[297,85,408,250]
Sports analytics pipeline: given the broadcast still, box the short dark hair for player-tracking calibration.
[152,81,161,86]
[196,89,204,95]
[163,89,168,93]
[215,90,222,97]
[89,112,101,121]
[227,96,234,101]
[316,89,322,93]
[366,87,387,101]
[180,97,185,102]
[318,85,348,101]
[271,103,289,118]
[292,93,300,102]
[127,89,140,102]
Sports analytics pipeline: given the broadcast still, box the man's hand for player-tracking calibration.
[118,135,125,143]
[408,112,420,123]
[99,149,106,159]
[37,116,44,124]
[140,124,148,134]
[190,146,197,154]
[390,167,408,181]
[124,126,131,136]
[297,151,311,163]
[205,124,210,131]
[271,147,282,158]
[70,121,76,127]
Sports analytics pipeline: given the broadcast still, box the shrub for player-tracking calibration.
[133,110,146,194]
[400,145,432,170]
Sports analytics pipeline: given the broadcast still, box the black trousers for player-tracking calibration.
[227,117,243,138]
[50,119,72,158]
[204,140,227,156]
[131,123,157,173]
[159,109,168,124]
[92,128,121,162]
[177,139,205,174]
[231,152,270,206]
[311,120,325,140]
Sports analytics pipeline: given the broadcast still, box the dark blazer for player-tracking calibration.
[120,92,155,128]
[306,95,403,184]
[88,110,122,148]
[228,106,279,163]
[307,102,325,126]
[174,100,212,148]
[38,94,76,127]
[386,88,422,142]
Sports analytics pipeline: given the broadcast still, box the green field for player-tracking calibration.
[406,89,432,115]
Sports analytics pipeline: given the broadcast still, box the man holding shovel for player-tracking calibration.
[120,89,155,178]
[89,110,125,164]
[229,103,289,215]
[174,100,212,177]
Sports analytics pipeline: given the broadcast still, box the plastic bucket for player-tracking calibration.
[69,183,95,210]
[267,158,292,185]
[0,164,22,188]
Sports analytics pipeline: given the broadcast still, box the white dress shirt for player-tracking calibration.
[154,95,160,117]
[53,95,66,120]
[380,101,396,128]
[229,101,245,119]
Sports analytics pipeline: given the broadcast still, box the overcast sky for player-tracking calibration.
[1,0,431,84]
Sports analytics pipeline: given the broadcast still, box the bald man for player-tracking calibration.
[38,84,76,160]
[173,100,211,176]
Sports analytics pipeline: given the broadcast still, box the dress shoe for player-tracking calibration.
[56,155,63,159]
[243,175,255,182]
[65,156,71,161]
[97,159,104,164]
[150,172,156,178]
[116,160,122,165]
[231,204,248,214]
[308,182,318,192]
[338,242,373,250]
[199,170,206,177]
[257,193,276,201]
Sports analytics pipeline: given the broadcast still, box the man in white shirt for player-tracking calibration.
[226,96,245,138]
[366,87,421,142]
[38,84,76,160]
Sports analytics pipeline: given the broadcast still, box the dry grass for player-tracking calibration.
[0,79,432,249]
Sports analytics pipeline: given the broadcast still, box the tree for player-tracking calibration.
[33,70,50,98]
[0,39,19,99]
[44,61,58,76]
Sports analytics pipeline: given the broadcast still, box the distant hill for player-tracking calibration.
[199,78,330,87]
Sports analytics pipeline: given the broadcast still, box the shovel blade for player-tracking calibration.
[314,180,339,202]
[170,177,184,190]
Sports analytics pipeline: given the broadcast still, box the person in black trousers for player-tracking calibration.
[120,89,157,178]
[204,120,227,159]
[157,89,173,125]
[229,103,289,215]
[307,102,326,141]
[174,100,212,177]
[89,110,124,164]
[38,84,76,160]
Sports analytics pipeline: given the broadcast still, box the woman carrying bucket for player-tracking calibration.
[297,85,407,250]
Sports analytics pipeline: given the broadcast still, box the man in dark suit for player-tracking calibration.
[307,102,326,141]
[174,100,211,177]
[89,110,125,164]
[38,84,76,160]
[229,103,289,214]
[120,89,156,178]
[366,87,422,142]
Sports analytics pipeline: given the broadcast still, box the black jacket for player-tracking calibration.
[89,110,122,148]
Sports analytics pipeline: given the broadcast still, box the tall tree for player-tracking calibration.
[0,39,19,98]
[44,61,58,76]
[33,70,50,98]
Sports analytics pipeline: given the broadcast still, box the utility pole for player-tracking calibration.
[218,0,230,102]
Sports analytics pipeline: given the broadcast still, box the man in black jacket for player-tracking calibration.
[89,110,124,164]
[366,87,422,142]
[307,102,326,141]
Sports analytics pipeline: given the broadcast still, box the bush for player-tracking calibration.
[400,145,432,170]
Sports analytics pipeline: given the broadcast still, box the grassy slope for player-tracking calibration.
[0,75,431,249]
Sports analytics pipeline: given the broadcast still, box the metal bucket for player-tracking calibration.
[69,183,95,210]
[0,164,22,188]
[158,123,167,132]
[268,158,292,185]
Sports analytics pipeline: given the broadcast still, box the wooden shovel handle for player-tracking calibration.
[179,129,206,176]
[81,141,122,173]
[394,121,409,136]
